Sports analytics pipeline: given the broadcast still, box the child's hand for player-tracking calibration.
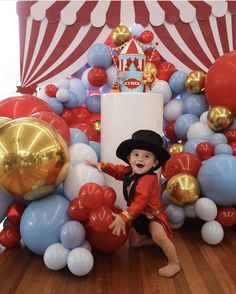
[109,213,126,236]
[85,160,102,172]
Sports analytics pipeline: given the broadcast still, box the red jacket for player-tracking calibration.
[101,162,173,240]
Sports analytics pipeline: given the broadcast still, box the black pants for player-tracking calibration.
[132,214,152,236]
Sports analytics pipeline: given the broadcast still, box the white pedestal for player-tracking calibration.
[101,92,163,208]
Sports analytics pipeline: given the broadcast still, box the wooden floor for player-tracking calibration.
[0,219,235,294]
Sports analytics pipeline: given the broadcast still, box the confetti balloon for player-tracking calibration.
[167,173,200,206]
[0,118,70,200]
[185,70,206,93]
[207,106,233,132]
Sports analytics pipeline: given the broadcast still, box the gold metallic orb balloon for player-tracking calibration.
[144,62,158,76]
[0,116,11,128]
[112,25,131,46]
[185,70,206,93]
[167,173,200,206]
[93,120,101,133]
[207,106,233,132]
[0,117,70,200]
[167,144,184,155]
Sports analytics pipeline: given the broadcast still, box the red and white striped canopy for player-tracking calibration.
[17,0,236,94]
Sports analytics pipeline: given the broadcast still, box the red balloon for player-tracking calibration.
[72,106,91,124]
[79,183,104,209]
[88,67,107,87]
[216,206,236,227]
[205,52,236,116]
[164,121,179,141]
[0,95,54,119]
[228,141,236,156]
[31,111,70,145]
[139,30,154,44]
[224,129,236,143]
[61,108,77,126]
[68,198,91,221]
[196,142,214,160]
[165,152,202,180]
[90,113,101,124]
[6,203,26,225]
[44,84,58,97]
[101,185,117,208]
[0,225,21,248]
[72,122,100,142]
[144,48,162,68]
[157,62,176,81]
[84,207,130,252]
[89,206,114,232]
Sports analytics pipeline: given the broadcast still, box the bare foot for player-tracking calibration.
[158,263,180,278]
[129,229,155,247]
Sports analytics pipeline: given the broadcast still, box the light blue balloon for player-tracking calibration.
[0,190,14,222]
[183,138,207,155]
[169,71,188,94]
[89,141,101,161]
[69,78,87,104]
[46,97,64,115]
[165,204,185,224]
[174,113,199,140]
[86,94,101,113]
[161,190,172,206]
[64,92,81,109]
[183,94,209,117]
[54,183,65,196]
[180,90,192,101]
[209,133,228,146]
[70,128,89,145]
[100,84,111,94]
[20,194,70,255]
[60,221,86,249]
[56,88,70,102]
[214,144,233,155]
[130,23,144,36]
[87,43,112,69]
[198,154,236,205]
[56,78,70,89]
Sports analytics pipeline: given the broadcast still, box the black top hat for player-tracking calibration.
[116,129,170,170]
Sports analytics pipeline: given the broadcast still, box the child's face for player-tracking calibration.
[128,149,158,174]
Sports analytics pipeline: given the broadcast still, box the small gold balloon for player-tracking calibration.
[167,143,184,155]
[112,25,131,46]
[167,173,200,206]
[144,62,158,76]
[0,116,11,128]
[0,117,70,200]
[185,70,206,93]
[93,120,101,133]
[207,106,233,132]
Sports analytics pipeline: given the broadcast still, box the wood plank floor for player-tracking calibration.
[0,219,235,294]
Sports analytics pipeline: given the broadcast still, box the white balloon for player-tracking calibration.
[106,65,118,87]
[164,99,184,121]
[43,243,70,270]
[151,80,172,103]
[200,111,209,124]
[67,247,94,276]
[69,143,98,166]
[194,197,217,221]
[201,220,224,245]
[64,163,105,200]
[187,121,215,141]
[184,203,197,218]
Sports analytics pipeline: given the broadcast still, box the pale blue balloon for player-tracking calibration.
[44,243,70,270]
[69,78,87,104]
[87,43,112,69]
[60,221,86,249]
[0,190,14,222]
[169,71,188,94]
[209,133,228,146]
[214,144,233,155]
[161,190,172,206]
[64,92,81,109]
[183,138,207,155]
[56,78,70,89]
[89,141,101,161]
[183,94,209,117]
[45,97,64,115]
[165,204,186,224]
[86,94,101,113]
[56,88,70,102]
[54,183,65,196]
[20,194,70,255]
[174,113,199,140]
[130,23,144,36]
[70,128,89,145]
[67,247,94,276]
[100,84,111,94]
[180,90,192,101]
[198,154,236,205]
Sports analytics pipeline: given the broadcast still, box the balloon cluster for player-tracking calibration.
[68,182,129,252]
